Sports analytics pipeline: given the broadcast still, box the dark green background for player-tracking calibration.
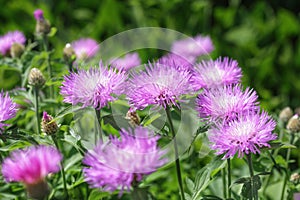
[1,0,300,111]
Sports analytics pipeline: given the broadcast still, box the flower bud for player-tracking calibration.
[290,173,300,183]
[26,179,50,200]
[41,111,58,135]
[10,43,25,58]
[279,107,293,122]
[63,43,76,62]
[286,114,300,133]
[28,68,46,87]
[125,108,140,127]
[33,9,51,35]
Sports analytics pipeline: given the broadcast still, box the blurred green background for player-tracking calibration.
[1,0,300,111]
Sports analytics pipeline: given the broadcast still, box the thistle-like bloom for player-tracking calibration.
[41,111,59,135]
[83,126,166,193]
[191,57,242,90]
[0,91,17,132]
[196,84,259,122]
[60,62,127,109]
[2,145,62,184]
[109,53,141,71]
[33,9,44,21]
[127,62,193,109]
[71,38,99,60]
[158,53,193,71]
[171,35,214,62]
[0,31,26,56]
[208,111,277,159]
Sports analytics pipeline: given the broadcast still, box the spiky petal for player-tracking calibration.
[60,62,127,110]
[0,91,17,132]
[196,84,259,122]
[208,111,277,159]
[191,57,242,90]
[83,127,167,193]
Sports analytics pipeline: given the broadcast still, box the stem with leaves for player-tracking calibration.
[165,106,185,200]
[51,135,68,199]
[246,154,258,200]
[95,109,103,143]
[34,86,40,134]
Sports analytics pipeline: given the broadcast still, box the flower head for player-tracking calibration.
[41,111,59,135]
[33,9,44,21]
[208,111,277,159]
[171,35,214,62]
[83,126,166,193]
[71,38,99,60]
[127,62,193,109]
[28,68,46,87]
[109,53,141,71]
[191,57,242,90]
[60,62,127,109]
[0,91,17,132]
[158,53,193,71]
[1,145,62,184]
[0,31,26,56]
[196,84,259,122]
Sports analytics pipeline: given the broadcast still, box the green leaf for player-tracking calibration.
[48,27,57,37]
[186,177,195,194]
[0,140,31,152]
[88,189,111,200]
[233,177,250,185]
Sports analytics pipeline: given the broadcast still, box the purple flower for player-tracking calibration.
[127,62,193,109]
[71,38,99,60]
[191,57,242,90]
[83,126,166,193]
[109,53,141,71]
[60,62,127,110]
[196,84,259,122]
[0,91,17,132]
[208,111,277,159]
[33,9,44,21]
[0,31,26,56]
[158,53,193,71]
[1,145,62,184]
[171,35,214,62]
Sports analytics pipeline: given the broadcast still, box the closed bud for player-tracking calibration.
[28,68,46,87]
[41,111,58,135]
[279,107,293,122]
[286,114,300,133]
[35,20,51,36]
[125,108,140,127]
[290,173,300,183]
[10,43,25,58]
[63,43,76,62]
[26,179,50,200]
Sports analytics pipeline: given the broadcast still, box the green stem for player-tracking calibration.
[280,134,295,200]
[246,154,258,200]
[222,168,227,199]
[34,86,40,134]
[165,106,185,200]
[95,109,103,143]
[51,136,68,199]
[227,158,232,199]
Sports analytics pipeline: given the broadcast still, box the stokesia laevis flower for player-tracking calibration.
[71,38,99,60]
[0,31,26,56]
[127,62,193,109]
[196,84,259,122]
[109,52,141,71]
[83,126,166,193]
[0,91,17,132]
[191,57,242,90]
[171,34,214,63]
[60,62,127,110]
[158,53,193,71]
[1,145,62,199]
[207,111,277,159]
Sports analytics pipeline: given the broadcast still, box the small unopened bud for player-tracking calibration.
[295,107,300,116]
[26,179,50,200]
[290,173,300,183]
[41,111,58,135]
[10,43,25,58]
[125,108,140,126]
[63,43,76,62]
[34,9,51,35]
[279,107,293,122]
[286,114,300,133]
[28,68,46,87]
